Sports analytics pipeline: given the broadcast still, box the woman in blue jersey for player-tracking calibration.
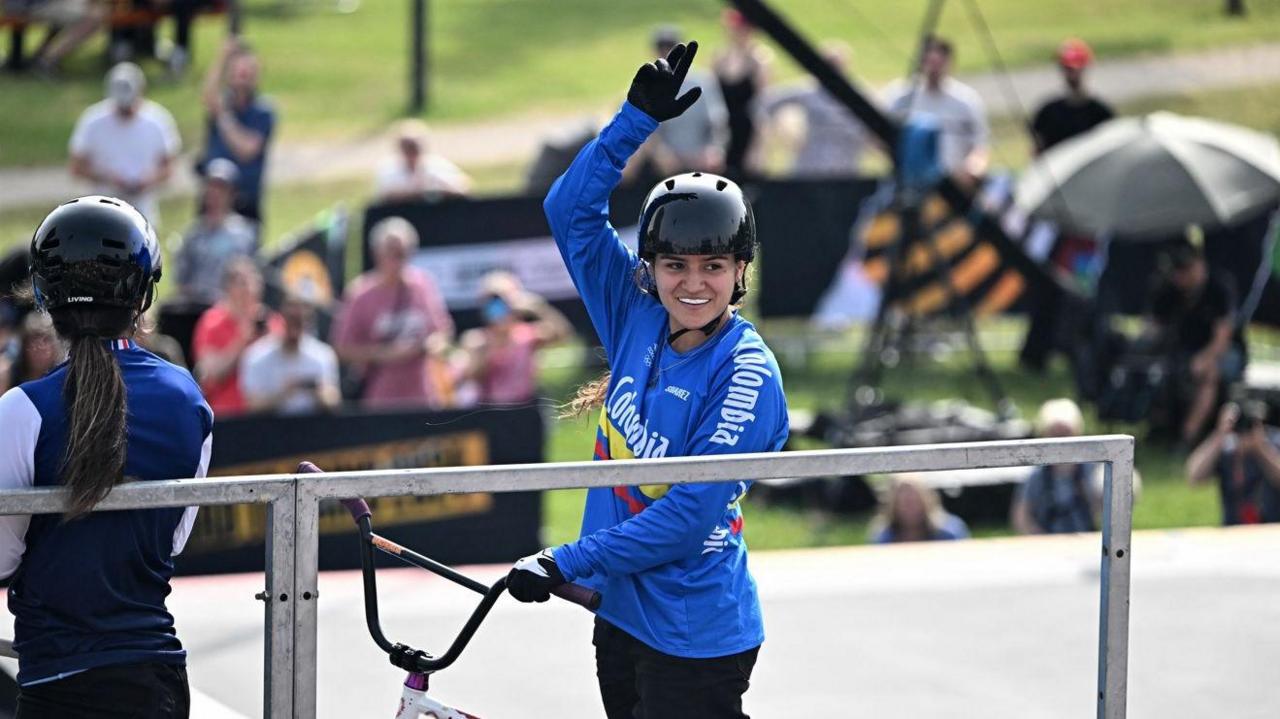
[506,41,787,719]
[0,197,212,718]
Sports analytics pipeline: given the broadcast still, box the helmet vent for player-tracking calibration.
[716,179,728,191]
[41,238,60,250]
[102,238,126,250]
[691,172,702,177]
[665,179,676,190]
[98,198,120,206]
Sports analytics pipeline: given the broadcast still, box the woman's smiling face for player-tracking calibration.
[652,253,744,332]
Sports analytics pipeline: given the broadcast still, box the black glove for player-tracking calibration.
[627,40,702,122]
[506,548,566,603]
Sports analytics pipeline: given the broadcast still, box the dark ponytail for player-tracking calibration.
[50,306,134,519]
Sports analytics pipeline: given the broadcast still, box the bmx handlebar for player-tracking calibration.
[298,462,602,674]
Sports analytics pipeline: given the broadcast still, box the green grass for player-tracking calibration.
[2,0,1279,167]
[535,318,1228,548]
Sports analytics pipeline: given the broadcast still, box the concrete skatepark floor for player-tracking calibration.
[15,525,1269,718]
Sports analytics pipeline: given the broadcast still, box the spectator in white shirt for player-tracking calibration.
[373,119,472,202]
[240,295,341,415]
[68,62,181,227]
[882,35,989,186]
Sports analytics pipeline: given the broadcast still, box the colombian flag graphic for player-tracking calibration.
[595,408,669,515]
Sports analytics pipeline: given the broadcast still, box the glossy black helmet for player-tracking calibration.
[29,196,162,313]
[637,172,755,262]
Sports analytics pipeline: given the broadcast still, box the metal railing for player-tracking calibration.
[0,435,1134,719]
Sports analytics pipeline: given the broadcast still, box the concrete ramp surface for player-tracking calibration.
[141,525,1280,718]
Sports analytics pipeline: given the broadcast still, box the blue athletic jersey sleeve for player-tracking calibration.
[555,339,787,579]
[544,102,658,357]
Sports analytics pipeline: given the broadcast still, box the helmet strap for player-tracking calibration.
[667,313,724,346]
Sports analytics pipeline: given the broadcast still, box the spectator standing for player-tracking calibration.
[458,271,572,405]
[200,38,276,224]
[633,26,729,177]
[869,474,970,543]
[883,35,989,184]
[331,217,454,409]
[240,295,340,415]
[17,0,107,75]
[713,9,771,178]
[1030,39,1114,154]
[173,158,259,307]
[761,41,872,178]
[374,119,472,202]
[1149,235,1246,445]
[0,301,19,394]
[9,312,65,386]
[1011,399,1104,534]
[1187,401,1280,525]
[69,62,181,227]
[191,258,282,416]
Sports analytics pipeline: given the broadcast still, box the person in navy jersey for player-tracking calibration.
[505,41,787,719]
[0,196,212,718]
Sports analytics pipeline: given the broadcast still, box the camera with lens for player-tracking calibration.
[1233,399,1268,433]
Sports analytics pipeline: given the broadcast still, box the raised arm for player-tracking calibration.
[544,41,703,353]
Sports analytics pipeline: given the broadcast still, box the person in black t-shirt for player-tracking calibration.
[1149,238,1246,444]
[1030,39,1114,154]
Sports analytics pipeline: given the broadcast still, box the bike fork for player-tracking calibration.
[395,672,481,719]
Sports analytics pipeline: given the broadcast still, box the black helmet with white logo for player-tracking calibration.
[637,172,755,262]
[29,196,162,313]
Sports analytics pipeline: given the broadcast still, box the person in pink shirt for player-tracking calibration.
[331,217,454,408]
[192,258,283,416]
[458,271,573,405]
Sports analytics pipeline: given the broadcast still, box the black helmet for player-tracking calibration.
[637,172,755,262]
[29,196,162,313]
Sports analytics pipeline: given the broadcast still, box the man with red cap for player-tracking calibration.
[1030,38,1114,154]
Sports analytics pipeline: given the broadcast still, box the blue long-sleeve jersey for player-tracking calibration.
[546,102,788,659]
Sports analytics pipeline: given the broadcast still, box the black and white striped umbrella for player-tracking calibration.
[1014,112,1280,238]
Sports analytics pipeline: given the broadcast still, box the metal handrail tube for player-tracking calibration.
[0,436,1134,718]
[0,474,294,514]
[294,436,1134,501]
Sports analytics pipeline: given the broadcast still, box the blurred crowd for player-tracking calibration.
[2,6,1272,541]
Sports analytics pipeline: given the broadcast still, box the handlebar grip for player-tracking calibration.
[552,583,602,611]
[295,463,373,524]
[340,498,372,523]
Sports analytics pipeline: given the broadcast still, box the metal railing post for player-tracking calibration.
[264,485,297,718]
[293,485,322,718]
[1098,438,1135,719]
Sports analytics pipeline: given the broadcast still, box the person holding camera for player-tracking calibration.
[192,257,282,416]
[240,294,340,416]
[1186,400,1280,525]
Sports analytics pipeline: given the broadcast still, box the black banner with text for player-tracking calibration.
[175,404,545,575]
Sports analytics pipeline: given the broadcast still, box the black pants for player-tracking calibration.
[594,618,758,719]
[17,662,189,719]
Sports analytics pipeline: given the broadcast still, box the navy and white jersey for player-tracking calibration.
[0,339,212,686]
